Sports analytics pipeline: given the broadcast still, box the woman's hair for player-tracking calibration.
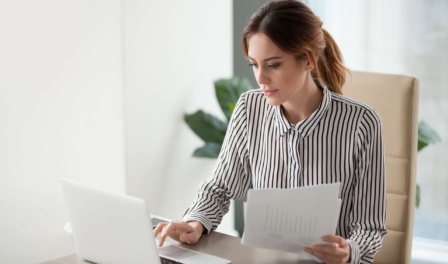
[242,0,348,94]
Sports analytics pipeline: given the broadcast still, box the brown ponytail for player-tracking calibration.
[313,29,349,94]
[242,0,349,94]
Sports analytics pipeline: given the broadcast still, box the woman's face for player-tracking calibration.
[247,32,311,106]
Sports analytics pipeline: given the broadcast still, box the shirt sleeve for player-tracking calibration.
[183,94,252,234]
[347,109,387,263]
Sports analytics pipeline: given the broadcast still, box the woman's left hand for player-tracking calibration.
[304,235,351,264]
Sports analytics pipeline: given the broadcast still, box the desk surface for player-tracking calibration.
[41,231,316,264]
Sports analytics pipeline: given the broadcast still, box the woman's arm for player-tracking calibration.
[346,108,387,263]
[182,94,252,234]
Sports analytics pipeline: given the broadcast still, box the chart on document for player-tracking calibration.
[241,183,342,253]
[264,206,317,235]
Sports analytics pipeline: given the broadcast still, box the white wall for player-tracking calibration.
[0,1,125,263]
[123,0,235,233]
[0,0,235,263]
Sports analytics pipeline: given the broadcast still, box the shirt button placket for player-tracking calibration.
[287,128,302,188]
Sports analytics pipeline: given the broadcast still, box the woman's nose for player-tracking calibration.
[255,68,269,85]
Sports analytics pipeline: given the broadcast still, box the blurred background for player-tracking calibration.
[308,0,448,244]
[0,1,446,263]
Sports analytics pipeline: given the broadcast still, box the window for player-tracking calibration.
[309,0,448,260]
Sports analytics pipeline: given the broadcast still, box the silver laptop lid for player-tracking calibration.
[61,178,160,264]
[61,178,231,264]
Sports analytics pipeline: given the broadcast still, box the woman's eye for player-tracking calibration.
[249,63,258,68]
[267,63,280,69]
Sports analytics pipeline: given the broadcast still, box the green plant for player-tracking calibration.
[184,76,253,158]
[416,121,441,208]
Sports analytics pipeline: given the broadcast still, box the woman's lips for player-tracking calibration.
[263,89,278,96]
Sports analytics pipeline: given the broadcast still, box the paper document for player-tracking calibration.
[241,183,341,255]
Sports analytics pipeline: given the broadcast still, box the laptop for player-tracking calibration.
[60,178,231,264]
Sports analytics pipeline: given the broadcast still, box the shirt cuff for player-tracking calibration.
[182,213,213,236]
[347,239,360,264]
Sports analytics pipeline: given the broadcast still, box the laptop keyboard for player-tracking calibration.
[160,256,184,264]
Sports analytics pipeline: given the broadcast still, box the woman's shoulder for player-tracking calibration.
[331,92,379,114]
[330,91,383,126]
[236,89,273,117]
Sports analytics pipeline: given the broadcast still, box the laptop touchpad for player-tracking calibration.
[159,245,198,259]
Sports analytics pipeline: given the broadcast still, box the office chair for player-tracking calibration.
[343,71,419,264]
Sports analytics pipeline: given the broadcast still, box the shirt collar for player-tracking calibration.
[275,85,332,137]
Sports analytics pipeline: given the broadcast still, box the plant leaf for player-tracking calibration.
[193,142,222,158]
[418,121,441,151]
[184,110,227,144]
[215,77,253,121]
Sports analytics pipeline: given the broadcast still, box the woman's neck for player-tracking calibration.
[282,79,323,124]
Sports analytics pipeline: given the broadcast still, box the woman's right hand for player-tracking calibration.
[153,220,204,247]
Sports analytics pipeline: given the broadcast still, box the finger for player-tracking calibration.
[179,233,192,244]
[304,247,315,257]
[312,244,340,256]
[180,231,200,245]
[305,248,328,263]
[158,222,198,246]
[304,247,313,254]
[158,223,176,247]
[310,248,343,264]
[313,243,350,263]
[322,235,348,247]
[170,221,195,233]
[153,222,168,238]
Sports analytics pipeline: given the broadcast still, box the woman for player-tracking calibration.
[154,1,386,263]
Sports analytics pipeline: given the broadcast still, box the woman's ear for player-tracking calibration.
[305,56,315,70]
[296,54,315,70]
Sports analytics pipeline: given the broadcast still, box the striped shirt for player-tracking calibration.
[183,86,387,263]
